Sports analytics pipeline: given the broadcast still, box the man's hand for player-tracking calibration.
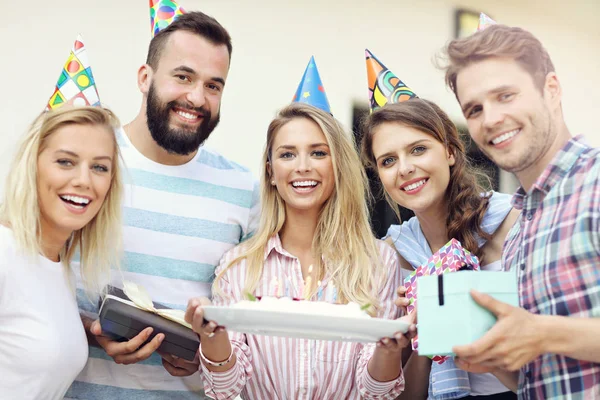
[453,290,545,372]
[159,351,200,377]
[90,319,164,365]
[454,357,496,374]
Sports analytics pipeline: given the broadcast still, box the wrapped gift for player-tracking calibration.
[403,239,480,363]
[98,285,200,361]
[417,271,518,357]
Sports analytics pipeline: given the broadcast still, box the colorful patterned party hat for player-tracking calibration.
[365,49,417,113]
[292,56,331,114]
[477,12,496,31]
[46,35,100,111]
[150,0,185,37]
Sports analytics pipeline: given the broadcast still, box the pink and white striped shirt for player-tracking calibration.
[200,234,405,400]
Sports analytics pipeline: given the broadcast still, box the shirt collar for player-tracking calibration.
[511,135,589,210]
[263,233,330,268]
[263,233,293,261]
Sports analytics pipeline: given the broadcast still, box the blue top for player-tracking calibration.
[385,191,513,399]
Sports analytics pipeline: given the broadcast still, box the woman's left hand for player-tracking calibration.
[376,311,417,353]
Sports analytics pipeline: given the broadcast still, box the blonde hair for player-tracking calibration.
[214,103,382,314]
[0,106,123,295]
[441,24,555,99]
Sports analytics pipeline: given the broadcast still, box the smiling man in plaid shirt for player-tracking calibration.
[440,24,600,399]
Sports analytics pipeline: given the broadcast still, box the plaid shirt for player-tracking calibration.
[503,136,600,399]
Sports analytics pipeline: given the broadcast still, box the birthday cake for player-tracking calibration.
[232,296,371,319]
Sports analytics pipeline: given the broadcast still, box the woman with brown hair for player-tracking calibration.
[361,98,519,399]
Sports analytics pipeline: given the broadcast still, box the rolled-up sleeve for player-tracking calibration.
[356,242,405,399]
[201,249,254,399]
[200,330,253,399]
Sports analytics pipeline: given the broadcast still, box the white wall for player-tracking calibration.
[1,0,599,196]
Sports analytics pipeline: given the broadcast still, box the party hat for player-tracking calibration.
[150,0,185,37]
[365,49,417,113]
[477,12,496,31]
[46,35,100,111]
[292,56,331,114]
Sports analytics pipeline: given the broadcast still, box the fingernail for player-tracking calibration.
[382,338,389,344]
[146,328,153,336]
[158,334,164,343]
[395,334,402,340]
[208,322,217,330]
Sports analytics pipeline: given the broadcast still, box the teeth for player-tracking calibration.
[292,180,318,188]
[60,195,90,205]
[403,179,427,191]
[492,129,520,145]
[176,110,199,120]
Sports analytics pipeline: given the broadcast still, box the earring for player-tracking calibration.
[271,180,276,185]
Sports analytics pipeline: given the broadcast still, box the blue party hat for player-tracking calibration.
[292,56,331,113]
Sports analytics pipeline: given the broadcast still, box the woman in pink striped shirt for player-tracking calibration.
[185,103,416,399]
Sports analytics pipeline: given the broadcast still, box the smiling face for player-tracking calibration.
[456,57,559,177]
[37,123,115,239]
[269,117,335,216]
[141,31,230,155]
[371,122,455,215]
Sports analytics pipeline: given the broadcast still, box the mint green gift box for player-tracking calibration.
[417,271,519,357]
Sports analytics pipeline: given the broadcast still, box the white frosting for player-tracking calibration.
[232,297,371,318]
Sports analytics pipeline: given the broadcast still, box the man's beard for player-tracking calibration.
[146,84,220,155]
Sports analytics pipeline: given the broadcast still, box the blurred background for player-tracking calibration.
[1,0,598,235]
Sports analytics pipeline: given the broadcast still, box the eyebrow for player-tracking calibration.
[173,65,226,87]
[54,149,113,162]
[275,143,330,152]
[375,139,430,162]
[461,85,515,113]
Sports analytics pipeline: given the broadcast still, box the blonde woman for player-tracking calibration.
[0,106,123,400]
[183,103,416,399]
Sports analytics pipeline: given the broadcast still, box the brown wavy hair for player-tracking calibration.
[360,98,491,259]
[441,24,555,100]
[147,12,232,69]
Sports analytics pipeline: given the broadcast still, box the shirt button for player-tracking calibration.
[521,263,526,271]
[526,212,533,220]
[432,377,436,383]
[302,353,308,358]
